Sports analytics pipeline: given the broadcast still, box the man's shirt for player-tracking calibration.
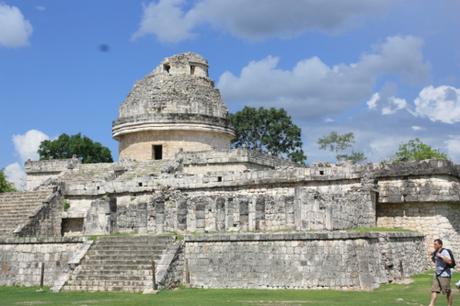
[435,249,452,277]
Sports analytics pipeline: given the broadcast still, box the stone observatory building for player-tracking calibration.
[112,52,235,161]
[1,52,460,293]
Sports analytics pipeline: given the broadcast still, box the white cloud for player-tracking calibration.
[12,129,49,163]
[381,97,408,115]
[367,135,408,161]
[133,0,390,42]
[411,125,425,131]
[445,136,460,162]
[4,162,25,190]
[218,36,428,119]
[0,3,33,47]
[133,0,195,43]
[414,85,460,124]
[367,93,380,110]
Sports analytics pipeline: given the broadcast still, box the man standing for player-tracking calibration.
[429,239,453,306]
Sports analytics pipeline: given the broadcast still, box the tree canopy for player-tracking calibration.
[229,107,306,164]
[0,170,15,193]
[317,131,366,164]
[38,133,113,163]
[393,138,448,162]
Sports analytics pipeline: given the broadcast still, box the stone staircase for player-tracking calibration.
[63,235,177,292]
[0,189,54,236]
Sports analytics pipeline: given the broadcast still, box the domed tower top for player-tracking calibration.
[156,52,209,77]
[112,52,235,161]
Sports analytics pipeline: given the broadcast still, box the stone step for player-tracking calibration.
[0,216,34,220]
[80,258,161,265]
[76,268,153,275]
[96,236,174,242]
[91,247,166,252]
[90,251,163,257]
[0,210,39,215]
[94,239,173,245]
[0,210,40,214]
[66,279,150,287]
[78,264,153,271]
[63,235,174,292]
[86,252,163,258]
[70,274,150,281]
[0,195,47,199]
[94,241,174,247]
[63,285,145,293]
[0,205,41,208]
[0,199,48,204]
[92,245,170,251]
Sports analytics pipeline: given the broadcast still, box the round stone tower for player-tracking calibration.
[112,52,235,161]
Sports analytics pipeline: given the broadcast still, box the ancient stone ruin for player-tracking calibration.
[1,52,459,292]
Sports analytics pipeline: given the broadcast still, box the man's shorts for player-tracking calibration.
[432,275,451,294]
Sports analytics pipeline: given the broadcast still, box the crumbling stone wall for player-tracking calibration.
[104,176,373,234]
[294,182,375,231]
[377,202,460,255]
[25,158,80,191]
[0,237,83,286]
[178,149,299,175]
[15,189,63,238]
[184,232,425,290]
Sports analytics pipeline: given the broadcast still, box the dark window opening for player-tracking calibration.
[163,64,170,73]
[61,218,84,236]
[138,182,143,187]
[217,176,222,182]
[153,145,163,160]
[190,65,195,75]
[319,170,324,175]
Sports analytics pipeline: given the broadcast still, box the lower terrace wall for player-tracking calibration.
[0,237,83,286]
[377,202,460,254]
[184,232,425,290]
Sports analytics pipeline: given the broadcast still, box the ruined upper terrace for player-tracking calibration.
[25,157,456,197]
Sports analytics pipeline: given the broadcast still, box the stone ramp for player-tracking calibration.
[63,235,178,292]
[0,189,54,236]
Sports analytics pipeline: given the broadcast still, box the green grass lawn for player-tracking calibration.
[0,271,456,306]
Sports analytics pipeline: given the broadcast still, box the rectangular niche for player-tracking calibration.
[61,218,84,235]
[152,144,163,160]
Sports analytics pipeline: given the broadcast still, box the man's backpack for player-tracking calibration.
[444,248,456,269]
[433,248,457,269]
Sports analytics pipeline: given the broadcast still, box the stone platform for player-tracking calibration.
[184,232,426,290]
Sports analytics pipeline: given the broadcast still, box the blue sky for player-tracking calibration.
[1,0,460,188]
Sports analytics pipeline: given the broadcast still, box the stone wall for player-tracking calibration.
[377,176,460,204]
[0,237,83,286]
[184,232,426,290]
[25,158,80,191]
[295,184,375,230]
[377,202,460,255]
[178,149,300,175]
[118,129,233,161]
[85,178,372,235]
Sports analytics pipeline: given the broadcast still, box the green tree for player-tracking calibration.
[229,107,306,164]
[317,131,366,164]
[393,138,447,162]
[0,170,15,193]
[38,133,113,163]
